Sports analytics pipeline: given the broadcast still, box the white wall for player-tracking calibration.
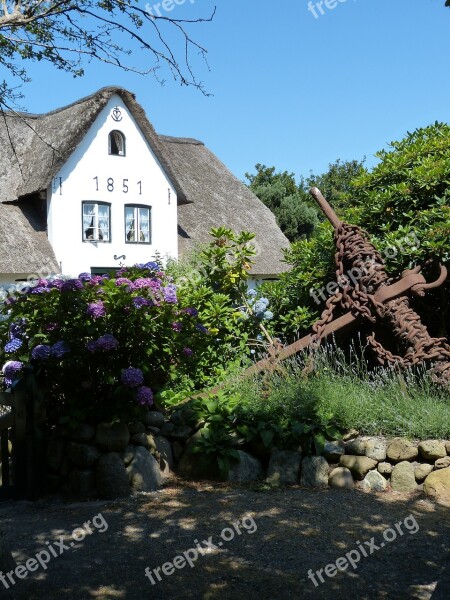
[47,95,178,276]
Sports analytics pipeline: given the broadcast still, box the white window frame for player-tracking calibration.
[82,201,111,243]
[124,205,151,244]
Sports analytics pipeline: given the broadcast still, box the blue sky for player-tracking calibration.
[15,0,450,184]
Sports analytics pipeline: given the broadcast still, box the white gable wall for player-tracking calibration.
[47,95,178,276]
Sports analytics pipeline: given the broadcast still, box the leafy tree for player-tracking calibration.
[245,164,319,242]
[303,158,365,209]
[0,1,215,108]
[245,159,365,242]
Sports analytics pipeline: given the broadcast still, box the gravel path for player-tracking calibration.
[0,482,449,600]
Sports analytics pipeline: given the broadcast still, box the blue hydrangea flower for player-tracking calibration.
[96,334,118,351]
[247,289,258,297]
[195,323,208,333]
[132,296,149,309]
[121,367,144,388]
[263,310,274,321]
[136,386,154,407]
[86,340,98,353]
[5,338,23,353]
[31,344,52,360]
[144,262,160,271]
[184,307,198,317]
[253,297,270,318]
[182,347,193,357]
[51,341,70,358]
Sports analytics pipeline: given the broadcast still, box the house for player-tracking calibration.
[0,87,289,291]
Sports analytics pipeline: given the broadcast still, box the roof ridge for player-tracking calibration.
[159,135,205,146]
[3,87,131,120]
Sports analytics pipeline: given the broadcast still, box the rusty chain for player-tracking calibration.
[311,222,450,384]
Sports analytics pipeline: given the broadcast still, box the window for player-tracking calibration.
[82,202,111,242]
[125,205,151,244]
[108,130,125,156]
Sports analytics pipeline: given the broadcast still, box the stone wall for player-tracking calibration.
[45,409,450,504]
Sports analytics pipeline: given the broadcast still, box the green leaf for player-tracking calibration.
[260,429,274,448]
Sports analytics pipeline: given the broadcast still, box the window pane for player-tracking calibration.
[83,204,96,240]
[139,208,150,242]
[125,207,136,242]
[109,131,125,156]
[98,205,109,241]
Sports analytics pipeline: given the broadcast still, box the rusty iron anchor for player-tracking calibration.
[246,188,450,384]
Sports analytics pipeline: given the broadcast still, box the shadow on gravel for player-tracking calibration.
[0,485,449,599]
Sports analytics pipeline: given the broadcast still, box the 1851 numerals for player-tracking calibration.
[93,177,142,195]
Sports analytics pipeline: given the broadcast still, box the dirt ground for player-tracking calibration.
[0,481,449,600]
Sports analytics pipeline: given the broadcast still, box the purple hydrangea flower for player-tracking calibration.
[182,347,193,357]
[79,272,92,282]
[131,278,153,290]
[136,386,154,407]
[184,307,198,317]
[89,276,104,286]
[51,341,70,358]
[149,278,162,291]
[172,322,183,332]
[5,338,23,353]
[36,279,49,287]
[61,279,83,292]
[163,284,177,304]
[46,322,59,332]
[31,344,52,361]
[87,301,106,319]
[121,367,144,388]
[116,278,133,288]
[96,334,118,351]
[86,340,99,353]
[31,286,50,295]
[132,296,149,309]
[48,279,64,289]
[2,360,23,380]
[195,323,208,334]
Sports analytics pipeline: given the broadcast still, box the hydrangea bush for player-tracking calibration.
[0,262,209,425]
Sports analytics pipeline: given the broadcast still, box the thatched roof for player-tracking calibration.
[0,87,289,276]
[0,86,188,205]
[161,136,289,275]
[0,201,59,275]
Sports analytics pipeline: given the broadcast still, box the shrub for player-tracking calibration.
[0,262,210,425]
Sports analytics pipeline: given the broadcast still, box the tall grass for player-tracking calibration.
[235,343,450,439]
